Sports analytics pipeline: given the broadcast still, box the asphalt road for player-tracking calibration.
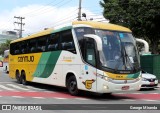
[0,67,160,113]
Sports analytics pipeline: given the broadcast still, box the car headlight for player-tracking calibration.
[142,77,148,81]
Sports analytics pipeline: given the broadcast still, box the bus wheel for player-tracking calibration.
[21,71,28,85]
[16,71,22,84]
[67,76,79,96]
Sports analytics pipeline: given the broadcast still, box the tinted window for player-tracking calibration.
[60,30,76,54]
[37,36,47,52]
[21,41,28,54]
[85,38,96,66]
[14,43,21,55]
[10,43,15,55]
[74,27,95,59]
[48,33,59,51]
[29,39,37,53]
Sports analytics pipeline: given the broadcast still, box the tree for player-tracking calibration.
[100,0,160,54]
[0,40,11,55]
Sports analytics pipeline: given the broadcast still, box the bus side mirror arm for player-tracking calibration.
[84,34,102,51]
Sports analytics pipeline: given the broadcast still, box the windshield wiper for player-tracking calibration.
[114,53,125,72]
[123,46,136,71]
[114,43,135,72]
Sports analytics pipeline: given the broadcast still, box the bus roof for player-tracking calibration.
[11,21,131,43]
[11,28,54,43]
[72,21,131,32]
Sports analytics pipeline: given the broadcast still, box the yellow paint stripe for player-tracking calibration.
[72,21,131,32]
[62,60,72,62]
[104,72,132,80]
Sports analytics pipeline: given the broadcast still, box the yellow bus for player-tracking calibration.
[9,21,142,95]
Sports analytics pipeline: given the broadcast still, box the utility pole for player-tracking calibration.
[78,0,82,21]
[14,16,25,38]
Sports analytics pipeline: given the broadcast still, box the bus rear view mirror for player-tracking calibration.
[84,34,102,51]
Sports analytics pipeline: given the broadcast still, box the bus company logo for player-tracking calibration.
[82,80,95,89]
[18,56,34,62]
[62,56,75,62]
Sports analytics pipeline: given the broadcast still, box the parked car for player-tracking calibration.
[141,70,159,89]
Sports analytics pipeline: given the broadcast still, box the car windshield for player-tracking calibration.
[95,29,140,71]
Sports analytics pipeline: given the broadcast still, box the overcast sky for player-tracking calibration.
[0,0,106,36]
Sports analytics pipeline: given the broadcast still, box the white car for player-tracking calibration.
[141,70,159,89]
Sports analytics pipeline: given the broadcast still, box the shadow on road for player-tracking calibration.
[139,88,158,91]
[11,81,137,101]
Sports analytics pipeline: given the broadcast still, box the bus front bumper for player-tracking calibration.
[97,79,142,93]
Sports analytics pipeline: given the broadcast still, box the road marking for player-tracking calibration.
[75,98,89,100]
[0,82,15,83]
[121,99,135,101]
[32,97,45,99]
[7,84,30,91]
[115,93,124,94]
[25,86,43,90]
[27,91,37,92]
[12,96,24,98]
[132,93,143,94]
[54,97,67,99]
[149,93,159,94]
[141,99,159,102]
[0,84,15,91]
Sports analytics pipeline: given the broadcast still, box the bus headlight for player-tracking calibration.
[97,73,110,81]
[103,76,109,81]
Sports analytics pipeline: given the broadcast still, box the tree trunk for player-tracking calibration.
[151,38,158,54]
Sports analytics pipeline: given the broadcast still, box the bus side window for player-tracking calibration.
[29,39,37,53]
[10,43,14,55]
[14,43,20,55]
[10,43,17,55]
[60,30,76,54]
[37,36,47,52]
[15,49,20,54]
[85,38,96,66]
[21,41,28,54]
[48,33,59,51]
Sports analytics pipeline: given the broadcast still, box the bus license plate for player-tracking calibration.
[122,86,129,90]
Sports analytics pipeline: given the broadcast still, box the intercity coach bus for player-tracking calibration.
[9,21,142,95]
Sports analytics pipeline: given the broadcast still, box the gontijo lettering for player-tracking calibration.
[18,56,34,62]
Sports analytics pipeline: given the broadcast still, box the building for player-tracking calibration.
[0,31,18,44]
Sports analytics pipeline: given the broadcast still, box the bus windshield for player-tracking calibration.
[74,27,140,72]
[95,30,140,71]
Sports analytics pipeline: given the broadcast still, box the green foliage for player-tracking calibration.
[0,40,11,55]
[100,0,160,54]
